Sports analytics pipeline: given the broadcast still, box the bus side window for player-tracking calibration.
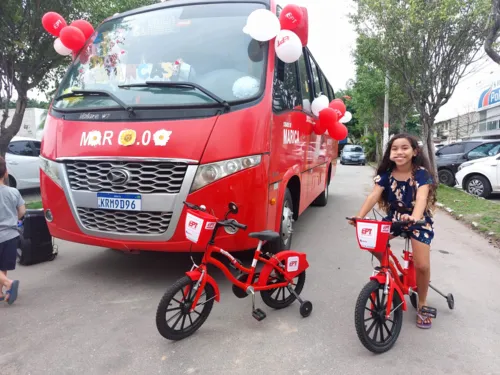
[307,53,321,98]
[297,50,313,114]
[272,60,301,112]
[318,68,329,98]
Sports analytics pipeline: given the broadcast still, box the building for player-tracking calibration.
[6,107,46,140]
[471,80,500,139]
[433,111,479,144]
[432,56,500,143]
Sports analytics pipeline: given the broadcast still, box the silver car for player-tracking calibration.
[340,145,366,166]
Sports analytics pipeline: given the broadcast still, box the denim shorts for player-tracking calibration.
[0,236,19,271]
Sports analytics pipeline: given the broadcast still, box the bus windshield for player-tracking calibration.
[53,2,267,111]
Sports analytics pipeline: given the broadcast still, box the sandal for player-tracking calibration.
[416,308,432,329]
[5,280,19,305]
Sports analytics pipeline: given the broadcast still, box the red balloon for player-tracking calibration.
[42,12,67,37]
[313,120,326,135]
[319,107,339,126]
[60,26,86,51]
[279,5,303,31]
[329,122,348,141]
[294,7,309,47]
[329,99,346,119]
[70,19,94,40]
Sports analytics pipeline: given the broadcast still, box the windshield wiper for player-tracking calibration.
[54,89,135,116]
[118,81,230,112]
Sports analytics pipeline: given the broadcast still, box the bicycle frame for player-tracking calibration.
[370,236,416,318]
[185,239,293,312]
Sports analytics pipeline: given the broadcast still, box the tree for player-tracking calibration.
[350,0,490,172]
[485,0,500,64]
[349,41,416,160]
[0,0,159,158]
[335,87,364,142]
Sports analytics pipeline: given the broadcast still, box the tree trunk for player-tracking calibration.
[485,0,500,65]
[0,94,28,159]
[420,114,437,177]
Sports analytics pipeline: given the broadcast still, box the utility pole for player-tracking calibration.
[383,71,390,153]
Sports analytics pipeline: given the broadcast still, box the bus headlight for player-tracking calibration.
[190,155,262,192]
[39,156,62,187]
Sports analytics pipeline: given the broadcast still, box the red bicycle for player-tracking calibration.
[156,201,313,341]
[347,216,455,354]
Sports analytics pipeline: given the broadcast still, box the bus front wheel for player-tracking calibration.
[267,188,294,253]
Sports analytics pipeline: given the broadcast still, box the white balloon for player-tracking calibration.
[275,30,302,63]
[339,111,352,123]
[311,95,329,116]
[244,9,280,42]
[232,76,260,99]
[54,38,72,56]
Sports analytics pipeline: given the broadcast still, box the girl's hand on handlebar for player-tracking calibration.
[348,216,361,226]
[400,214,416,223]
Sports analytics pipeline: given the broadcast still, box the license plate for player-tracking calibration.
[97,193,141,211]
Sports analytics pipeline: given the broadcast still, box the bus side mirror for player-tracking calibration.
[228,202,238,215]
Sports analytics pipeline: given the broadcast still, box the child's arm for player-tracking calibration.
[17,204,26,219]
[15,189,26,219]
[356,184,384,218]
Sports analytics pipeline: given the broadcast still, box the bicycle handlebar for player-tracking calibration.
[346,216,426,227]
[183,201,247,230]
[217,219,248,230]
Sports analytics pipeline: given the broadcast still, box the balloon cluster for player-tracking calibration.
[310,96,352,141]
[42,12,94,56]
[243,5,308,63]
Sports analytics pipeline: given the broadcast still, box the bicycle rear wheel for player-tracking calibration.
[156,276,215,341]
[354,280,403,354]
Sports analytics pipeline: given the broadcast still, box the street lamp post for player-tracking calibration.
[383,71,389,153]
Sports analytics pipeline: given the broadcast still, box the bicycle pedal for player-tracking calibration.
[252,308,266,321]
[420,305,437,318]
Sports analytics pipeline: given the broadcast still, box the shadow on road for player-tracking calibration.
[60,247,258,290]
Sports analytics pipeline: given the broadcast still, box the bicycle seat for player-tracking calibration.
[248,230,280,242]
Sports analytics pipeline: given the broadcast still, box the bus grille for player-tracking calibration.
[77,208,172,235]
[65,160,188,194]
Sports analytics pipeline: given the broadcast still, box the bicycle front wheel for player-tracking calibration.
[354,280,403,354]
[156,276,215,341]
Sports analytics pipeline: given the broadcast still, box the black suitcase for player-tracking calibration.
[17,209,58,266]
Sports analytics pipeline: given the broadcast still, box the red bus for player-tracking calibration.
[39,0,339,253]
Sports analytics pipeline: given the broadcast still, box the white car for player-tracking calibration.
[455,154,500,198]
[5,136,41,190]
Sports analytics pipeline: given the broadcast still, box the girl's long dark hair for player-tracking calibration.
[376,133,437,214]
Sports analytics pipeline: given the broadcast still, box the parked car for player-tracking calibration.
[436,139,491,186]
[5,136,41,190]
[456,154,500,198]
[340,145,366,165]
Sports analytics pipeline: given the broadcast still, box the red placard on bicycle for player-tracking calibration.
[185,208,218,246]
[355,219,391,253]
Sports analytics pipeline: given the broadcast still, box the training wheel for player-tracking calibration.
[300,301,313,317]
[447,293,454,310]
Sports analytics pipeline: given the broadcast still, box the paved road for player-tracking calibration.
[2,165,500,375]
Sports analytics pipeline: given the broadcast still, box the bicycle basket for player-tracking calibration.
[184,208,218,246]
[355,219,392,253]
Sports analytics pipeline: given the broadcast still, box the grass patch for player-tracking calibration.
[26,201,43,209]
[437,185,500,244]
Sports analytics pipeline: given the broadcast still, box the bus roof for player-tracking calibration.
[111,0,271,20]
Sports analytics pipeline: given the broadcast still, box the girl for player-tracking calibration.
[350,133,437,329]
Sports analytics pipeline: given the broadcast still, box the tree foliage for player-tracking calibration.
[0,0,159,158]
[350,0,490,172]
[348,39,417,161]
